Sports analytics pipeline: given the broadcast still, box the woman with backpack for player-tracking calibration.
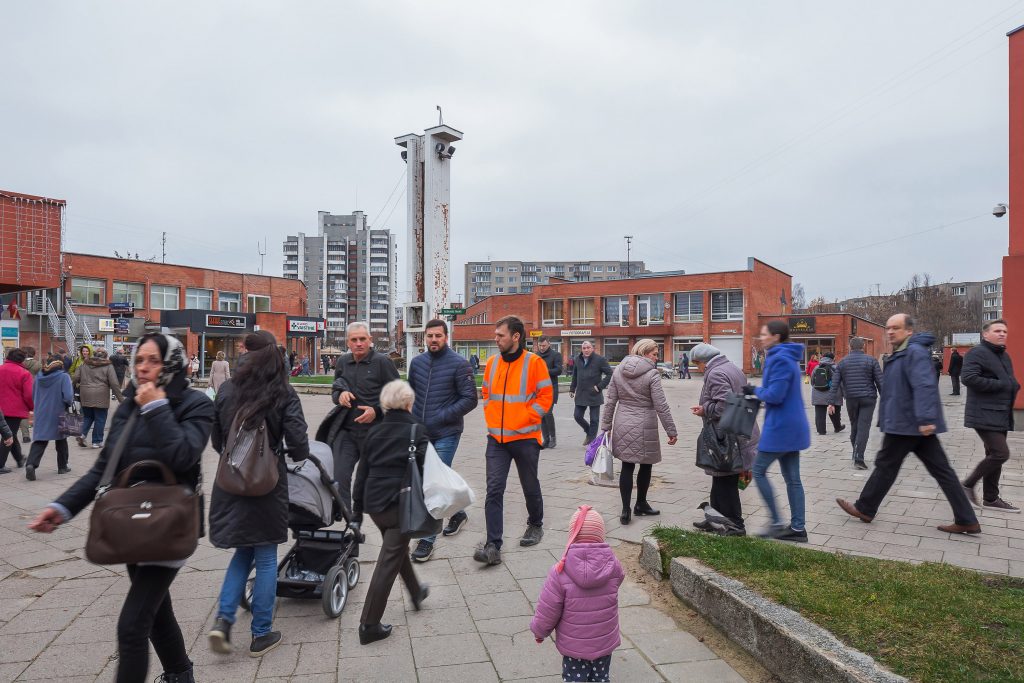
[207,330,310,659]
[810,353,845,435]
[29,333,214,682]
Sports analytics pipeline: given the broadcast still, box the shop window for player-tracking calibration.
[112,281,145,307]
[185,288,213,310]
[710,290,743,321]
[247,295,271,313]
[218,292,241,312]
[603,296,628,325]
[603,337,630,362]
[541,300,564,326]
[150,285,179,310]
[70,278,105,306]
[570,298,595,326]
[673,292,703,322]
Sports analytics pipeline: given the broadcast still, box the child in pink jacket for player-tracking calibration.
[530,505,625,682]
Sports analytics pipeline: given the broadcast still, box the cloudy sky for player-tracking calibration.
[3,1,1019,303]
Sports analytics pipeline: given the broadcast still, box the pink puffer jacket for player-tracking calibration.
[530,543,624,660]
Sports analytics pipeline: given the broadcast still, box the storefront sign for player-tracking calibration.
[98,318,115,332]
[788,317,816,334]
[529,330,543,338]
[206,314,247,329]
[116,318,130,333]
[560,329,592,337]
[288,320,318,333]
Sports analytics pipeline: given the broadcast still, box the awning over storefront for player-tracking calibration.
[160,309,255,335]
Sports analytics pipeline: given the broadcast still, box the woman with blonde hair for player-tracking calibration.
[209,351,231,393]
[599,339,677,525]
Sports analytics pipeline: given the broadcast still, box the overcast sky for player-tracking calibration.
[3,1,1019,303]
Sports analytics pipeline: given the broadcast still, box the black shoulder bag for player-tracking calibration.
[399,424,442,539]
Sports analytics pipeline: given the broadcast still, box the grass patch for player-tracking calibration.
[650,526,1024,683]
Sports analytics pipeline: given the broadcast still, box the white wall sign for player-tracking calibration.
[98,319,115,332]
[560,329,592,337]
[288,320,318,333]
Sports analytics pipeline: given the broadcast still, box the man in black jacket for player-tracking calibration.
[948,349,964,396]
[331,322,400,513]
[536,336,562,449]
[569,340,613,445]
[961,320,1021,512]
[827,338,883,470]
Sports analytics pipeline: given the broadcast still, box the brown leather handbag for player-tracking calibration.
[85,412,201,565]
[214,410,278,497]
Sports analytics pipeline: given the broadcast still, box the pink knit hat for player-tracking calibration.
[556,505,606,573]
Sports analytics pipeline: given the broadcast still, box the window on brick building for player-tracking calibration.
[218,292,241,312]
[185,288,213,310]
[150,285,179,310]
[570,298,595,326]
[603,296,628,325]
[673,292,703,322]
[636,294,664,323]
[711,290,743,321]
[70,278,105,306]
[113,281,145,308]
[541,300,564,326]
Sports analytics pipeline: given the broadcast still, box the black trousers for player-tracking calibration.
[485,437,543,549]
[845,397,876,461]
[964,429,1010,502]
[361,505,422,626]
[117,564,190,683]
[541,403,557,446]
[26,439,69,471]
[950,374,961,395]
[855,434,978,526]
[573,405,600,443]
[0,417,24,468]
[710,474,743,528]
[619,462,652,510]
[333,430,367,514]
[814,405,843,434]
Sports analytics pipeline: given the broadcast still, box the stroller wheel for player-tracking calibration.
[322,566,348,618]
[344,558,360,589]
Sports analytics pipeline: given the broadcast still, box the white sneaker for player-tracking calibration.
[90,443,103,449]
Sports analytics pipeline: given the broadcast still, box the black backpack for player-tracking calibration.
[811,364,833,391]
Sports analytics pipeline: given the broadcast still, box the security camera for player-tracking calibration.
[993,203,1008,218]
[435,143,454,160]
[435,142,446,153]
[400,150,407,163]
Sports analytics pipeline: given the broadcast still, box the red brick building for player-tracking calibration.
[452,258,884,373]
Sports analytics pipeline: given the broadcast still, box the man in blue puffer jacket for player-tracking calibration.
[743,319,811,542]
[408,319,479,562]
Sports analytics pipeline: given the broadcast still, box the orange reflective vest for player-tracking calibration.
[482,350,554,443]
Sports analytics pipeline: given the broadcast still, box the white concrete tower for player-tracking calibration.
[396,123,463,363]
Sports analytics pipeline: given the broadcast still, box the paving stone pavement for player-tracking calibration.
[0,374,1019,681]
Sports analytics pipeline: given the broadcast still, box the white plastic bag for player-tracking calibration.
[591,432,612,475]
[204,387,216,400]
[422,442,476,520]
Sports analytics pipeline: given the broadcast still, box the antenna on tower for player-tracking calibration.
[257,238,267,275]
[436,105,444,126]
[162,232,167,263]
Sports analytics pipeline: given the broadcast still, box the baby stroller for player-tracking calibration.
[241,441,361,618]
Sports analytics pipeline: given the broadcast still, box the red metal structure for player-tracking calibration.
[1006,27,1024,411]
[0,190,64,293]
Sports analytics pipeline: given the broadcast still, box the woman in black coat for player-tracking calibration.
[29,333,214,683]
[207,331,310,659]
[352,379,430,646]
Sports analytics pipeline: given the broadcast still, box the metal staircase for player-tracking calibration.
[41,296,92,352]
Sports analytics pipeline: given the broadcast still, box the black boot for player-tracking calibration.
[359,623,393,645]
[634,502,660,516]
[620,508,631,525]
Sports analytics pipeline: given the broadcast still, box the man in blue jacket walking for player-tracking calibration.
[408,319,479,562]
[837,314,980,534]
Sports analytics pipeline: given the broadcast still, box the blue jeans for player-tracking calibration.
[216,544,278,637]
[752,451,805,532]
[80,406,109,444]
[424,433,462,544]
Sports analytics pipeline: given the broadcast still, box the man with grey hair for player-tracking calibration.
[330,322,400,512]
[827,337,883,470]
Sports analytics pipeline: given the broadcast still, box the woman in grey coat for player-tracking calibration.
[690,343,759,534]
[73,348,124,448]
[598,339,677,525]
[810,353,845,435]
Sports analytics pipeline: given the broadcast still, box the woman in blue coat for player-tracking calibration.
[25,356,75,481]
[745,320,811,542]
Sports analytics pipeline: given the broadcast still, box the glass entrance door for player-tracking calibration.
[637,299,649,326]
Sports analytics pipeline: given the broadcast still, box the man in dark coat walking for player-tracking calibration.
[961,320,1020,512]
[535,336,562,449]
[827,338,882,469]
[948,349,964,396]
[837,314,980,534]
[569,340,613,445]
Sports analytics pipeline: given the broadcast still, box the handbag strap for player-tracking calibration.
[408,423,418,459]
[96,409,139,497]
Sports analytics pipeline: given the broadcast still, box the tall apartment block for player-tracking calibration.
[283,210,396,349]
[464,260,648,306]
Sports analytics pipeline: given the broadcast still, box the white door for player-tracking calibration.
[637,300,650,326]
[619,300,630,327]
[710,336,744,368]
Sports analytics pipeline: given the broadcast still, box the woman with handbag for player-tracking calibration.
[689,343,760,535]
[598,339,678,526]
[28,333,214,683]
[24,355,75,481]
[207,331,310,658]
[352,379,430,646]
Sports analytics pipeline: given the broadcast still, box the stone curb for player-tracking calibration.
[639,536,908,683]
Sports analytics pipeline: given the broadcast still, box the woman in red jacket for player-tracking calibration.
[806,354,820,381]
[0,348,33,472]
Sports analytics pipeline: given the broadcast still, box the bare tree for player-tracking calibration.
[791,282,807,312]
